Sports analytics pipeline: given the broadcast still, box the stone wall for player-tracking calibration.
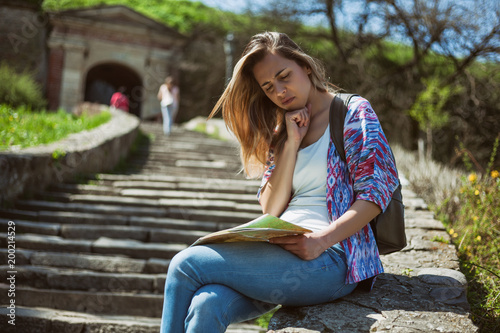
[0,108,140,205]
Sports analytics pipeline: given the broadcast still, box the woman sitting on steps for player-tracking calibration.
[160,31,399,333]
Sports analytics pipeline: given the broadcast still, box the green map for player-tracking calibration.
[192,214,312,246]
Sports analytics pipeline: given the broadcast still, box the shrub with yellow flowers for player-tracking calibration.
[446,136,499,330]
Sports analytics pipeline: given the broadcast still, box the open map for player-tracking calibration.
[192,214,312,246]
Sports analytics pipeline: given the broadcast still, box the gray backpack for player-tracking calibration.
[329,93,407,255]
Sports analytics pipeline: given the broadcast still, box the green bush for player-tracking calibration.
[442,138,500,331]
[0,104,111,150]
[0,63,46,110]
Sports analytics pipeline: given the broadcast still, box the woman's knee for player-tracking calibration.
[167,246,214,281]
[168,247,196,273]
[185,285,233,332]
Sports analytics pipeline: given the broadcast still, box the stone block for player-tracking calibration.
[145,258,170,274]
[0,219,60,236]
[61,224,148,241]
[30,252,146,273]
[16,234,92,253]
[0,284,163,317]
[92,237,186,260]
[268,272,478,332]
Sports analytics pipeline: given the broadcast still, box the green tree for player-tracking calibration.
[408,78,460,160]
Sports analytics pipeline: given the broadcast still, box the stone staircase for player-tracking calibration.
[0,123,265,332]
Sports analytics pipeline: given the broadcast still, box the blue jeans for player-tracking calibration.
[161,104,174,135]
[160,242,357,333]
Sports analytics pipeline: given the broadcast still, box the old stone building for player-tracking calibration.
[1,2,186,119]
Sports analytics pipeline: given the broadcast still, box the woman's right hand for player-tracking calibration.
[259,104,311,216]
[284,104,311,148]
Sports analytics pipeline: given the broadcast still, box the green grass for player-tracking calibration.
[42,0,246,34]
[254,305,281,329]
[437,138,500,332]
[448,174,500,332]
[0,104,111,150]
[394,141,500,332]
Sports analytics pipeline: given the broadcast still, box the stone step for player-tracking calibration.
[0,218,209,243]
[123,164,241,178]
[0,265,164,293]
[0,249,169,274]
[15,200,168,217]
[134,144,239,156]
[136,150,238,162]
[16,195,262,214]
[167,207,260,224]
[0,209,127,226]
[0,208,38,221]
[149,134,237,148]
[45,183,120,196]
[13,198,261,222]
[120,189,258,203]
[128,215,238,231]
[0,210,241,230]
[76,176,259,193]
[0,306,266,333]
[136,149,240,162]
[0,283,163,317]
[127,158,241,170]
[1,234,187,260]
[92,172,261,189]
[111,179,259,195]
[147,133,238,149]
[0,218,60,237]
[40,188,258,204]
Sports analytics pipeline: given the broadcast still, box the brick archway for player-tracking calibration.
[84,62,142,117]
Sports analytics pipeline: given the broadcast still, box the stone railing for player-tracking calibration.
[0,108,139,205]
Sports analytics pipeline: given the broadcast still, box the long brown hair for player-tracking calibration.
[209,32,335,178]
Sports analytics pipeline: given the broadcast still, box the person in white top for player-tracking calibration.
[157,76,180,135]
[160,32,397,333]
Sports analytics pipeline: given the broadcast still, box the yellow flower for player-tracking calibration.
[449,228,454,235]
[473,216,478,221]
[474,190,480,195]
[491,170,499,179]
[468,173,477,182]
[476,235,481,241]
[453,232,458,238]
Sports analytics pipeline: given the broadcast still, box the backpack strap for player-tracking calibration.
[329,93,358,162]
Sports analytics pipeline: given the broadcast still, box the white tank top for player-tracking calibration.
[279,125,330,232]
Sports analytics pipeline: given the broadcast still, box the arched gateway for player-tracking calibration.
[47,5,185,119]
[85,62,142,117]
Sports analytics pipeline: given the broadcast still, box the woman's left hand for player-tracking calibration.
[269,233,330,260]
